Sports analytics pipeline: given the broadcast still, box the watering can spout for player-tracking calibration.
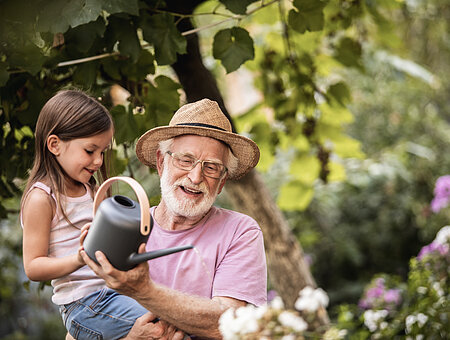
[128,245,194,266]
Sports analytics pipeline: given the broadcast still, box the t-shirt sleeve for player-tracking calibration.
[212,223,267,306]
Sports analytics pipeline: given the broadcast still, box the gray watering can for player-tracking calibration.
[83,176,193,271]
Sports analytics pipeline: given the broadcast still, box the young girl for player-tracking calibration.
[21,89,148,339]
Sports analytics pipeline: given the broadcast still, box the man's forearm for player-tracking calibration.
[134,283,226,339]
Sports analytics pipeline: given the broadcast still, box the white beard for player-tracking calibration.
[160,161,220,218]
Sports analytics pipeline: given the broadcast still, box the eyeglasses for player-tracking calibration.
[166,151,227,179]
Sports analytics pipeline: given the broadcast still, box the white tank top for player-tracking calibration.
[22,182,106,305]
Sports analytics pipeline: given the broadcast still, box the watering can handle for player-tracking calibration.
[93,176,151,236]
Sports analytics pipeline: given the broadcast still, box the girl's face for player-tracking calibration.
[50,128,113,189]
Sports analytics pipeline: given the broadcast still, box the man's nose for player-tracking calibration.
[187,162,203,184]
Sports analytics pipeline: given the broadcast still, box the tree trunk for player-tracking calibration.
[224,170,316,306]
[167,0,328,325]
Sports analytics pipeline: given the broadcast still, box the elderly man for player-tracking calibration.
[81,99,267,339]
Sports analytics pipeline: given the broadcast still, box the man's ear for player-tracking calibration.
[47,134,61,156]
[156,149,164,176]
[217,173,228,195]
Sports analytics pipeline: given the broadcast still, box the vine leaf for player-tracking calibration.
[105,16,141,62]
[288,0,328,33]
[213,27,254,73]
[334,37,364,70]
[140,13,186,65]
[278,180,314,211]
[36,0,139,34]
[219,0,255,15]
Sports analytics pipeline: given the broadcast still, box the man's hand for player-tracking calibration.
[80,243,152,297]
[124,312,189,340]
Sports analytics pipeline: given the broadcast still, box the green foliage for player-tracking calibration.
[213,27,255,73]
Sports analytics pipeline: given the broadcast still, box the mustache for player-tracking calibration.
[173,177,208,194]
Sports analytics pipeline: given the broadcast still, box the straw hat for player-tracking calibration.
[135,99,260,179]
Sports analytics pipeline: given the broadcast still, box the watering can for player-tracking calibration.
[83,176,193,271]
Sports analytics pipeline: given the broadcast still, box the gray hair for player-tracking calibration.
[158,138,238,178]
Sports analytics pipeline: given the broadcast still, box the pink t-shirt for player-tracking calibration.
[147,206,267,306]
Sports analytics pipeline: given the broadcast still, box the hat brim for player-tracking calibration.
[135,126,260,180]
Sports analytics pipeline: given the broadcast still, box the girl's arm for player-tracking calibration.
[22,188,84,282]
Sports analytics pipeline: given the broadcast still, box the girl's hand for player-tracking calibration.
[77,223,91,265]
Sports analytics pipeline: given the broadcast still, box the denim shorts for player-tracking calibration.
[59,288,148,340]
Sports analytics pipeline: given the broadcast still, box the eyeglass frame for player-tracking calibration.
[166,151,228,179]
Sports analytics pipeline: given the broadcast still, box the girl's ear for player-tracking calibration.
[47,135,61,156]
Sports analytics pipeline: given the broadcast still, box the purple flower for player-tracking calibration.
[430,175,450,213]
[267,290,278,303]
[383,289,401,305]
[417,241,449,261]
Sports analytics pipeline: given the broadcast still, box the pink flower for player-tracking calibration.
[430,175,450,213]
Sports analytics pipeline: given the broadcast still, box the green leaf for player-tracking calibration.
[110,105,139,145]
[327,161,346,182]
[213,27,255,73]
[141,75,181,130]
[140,13,186,65]
[288,0,328,33]
[289,154,320,185]
[6,43,46,75]
[65,18,106,53]
[102,0,139,16]
[219,0,255,15]
[119,49,155,81]
[334,37,363,70]
[72,61,98,88]
[37,0,103,33]
[327,81,351,107]
[256,140,275,172]
[105,15,141,62]
[278,180,314,211]
[316,123,365,159]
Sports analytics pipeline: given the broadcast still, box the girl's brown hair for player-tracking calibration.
[21,89,114,224]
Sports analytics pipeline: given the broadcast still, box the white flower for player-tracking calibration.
[234,305,262,334]
[219,305,265,339]
[416,286,427,294]
[219,308,239,340]
[295,286,329,312]
[323,327,348,340]
[405,313,428,334]
[270,296,285,310]
[278,311,308,332]
[281,335,296,340]
[363,309,389,332]
[416,313,428,327]
[434,225,450,245]
[432,282,444,297]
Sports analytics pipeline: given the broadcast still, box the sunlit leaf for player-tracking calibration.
[213,27,254,73]
[278,180,314,211]
[327,161,346,182]
[289,154,320,185]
